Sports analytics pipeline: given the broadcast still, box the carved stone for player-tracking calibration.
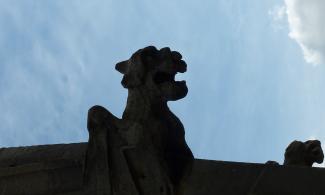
[284,140,324,167]
[84,46,194,194]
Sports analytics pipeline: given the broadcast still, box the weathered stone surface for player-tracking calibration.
[85,46,194,195]
[184,160,325,195]
[0,143,87,194]
[0,143,86,167]
[284,140,324,167]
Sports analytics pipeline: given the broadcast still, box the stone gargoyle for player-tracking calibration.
[283,140,324,167]
[84,46,194,195]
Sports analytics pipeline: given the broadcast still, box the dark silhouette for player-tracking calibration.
[86,46,193,194]
[284,140,324,167]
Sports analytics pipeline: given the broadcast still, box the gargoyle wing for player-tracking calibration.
[83,105,139,195]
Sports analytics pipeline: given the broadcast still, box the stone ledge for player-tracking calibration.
[184,159,325,195]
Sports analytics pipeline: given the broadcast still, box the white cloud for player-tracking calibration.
[284,0,325,65]
[269,5,286,22]
[268,5,287,31]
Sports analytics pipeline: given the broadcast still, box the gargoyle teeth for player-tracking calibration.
[177,60,187,73]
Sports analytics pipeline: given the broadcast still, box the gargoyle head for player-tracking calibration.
[115,46,188,101]
[284,140,324,167]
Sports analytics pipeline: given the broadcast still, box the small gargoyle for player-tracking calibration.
[283,140,324,167]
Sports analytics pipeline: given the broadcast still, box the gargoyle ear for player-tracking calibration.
[115,60,128,74]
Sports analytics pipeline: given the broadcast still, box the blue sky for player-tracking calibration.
[1,0,325,165]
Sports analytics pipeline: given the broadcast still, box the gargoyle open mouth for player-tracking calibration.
[153,57,187,85]
[154,71,186,84]
[154,72,176,84]
[154,70,188,101]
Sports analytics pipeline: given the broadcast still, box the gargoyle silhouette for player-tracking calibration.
[85,46,193,195]
[284,140,324,167]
